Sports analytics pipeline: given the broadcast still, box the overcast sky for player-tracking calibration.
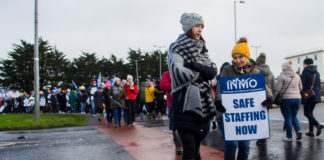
[1,0,324,76]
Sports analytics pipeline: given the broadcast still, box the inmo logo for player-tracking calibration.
[227,78,257,90]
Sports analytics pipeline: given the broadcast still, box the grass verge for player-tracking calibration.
[0,114,89,130]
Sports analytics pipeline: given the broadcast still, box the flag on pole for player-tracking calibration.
[111,76,116,86]
[72,80,82,95]
[97,73,101,88]
[102,104,107,124]
[54,87,59,94]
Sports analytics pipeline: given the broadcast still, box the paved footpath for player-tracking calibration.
[89,116,224,160]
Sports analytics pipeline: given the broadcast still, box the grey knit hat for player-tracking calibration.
[180,12,204,33]
[256,52,266,65]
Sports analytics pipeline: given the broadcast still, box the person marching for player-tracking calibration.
[301,58,323,137]
[94,84,105,122]
[160,71,183,155]
[255,53,275,145]
[103,80,113,126]
[124,75,139,127]
[274,60,303,142]
[168,12,218,159]
[87,80,98,117]
[109,77,126,128]
[145,81,156,119]
[215,37,273,160]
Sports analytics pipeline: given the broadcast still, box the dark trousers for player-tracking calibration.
[178,129,208,160]
[156,100,164,114]
[304,102,320,131]
[147,102,155,114]
[126,100,136,124]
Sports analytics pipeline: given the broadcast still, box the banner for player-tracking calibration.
[219,74,270,141]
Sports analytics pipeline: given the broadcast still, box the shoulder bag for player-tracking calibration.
[274,77,293,105]
[302,74,316,100]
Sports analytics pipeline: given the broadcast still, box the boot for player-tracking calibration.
[306,131,315,137]
[316,124,324,136]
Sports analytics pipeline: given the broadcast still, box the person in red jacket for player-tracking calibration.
[160,71,182,155]
[124,74,139,127]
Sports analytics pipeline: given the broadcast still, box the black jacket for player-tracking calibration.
[171,87,210,132]
[301,65,321,103]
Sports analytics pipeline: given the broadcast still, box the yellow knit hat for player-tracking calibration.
[231,37,250,59]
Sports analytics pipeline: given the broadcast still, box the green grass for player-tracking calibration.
[0,114,89,130]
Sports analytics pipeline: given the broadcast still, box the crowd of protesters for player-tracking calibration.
[0,74,169,128]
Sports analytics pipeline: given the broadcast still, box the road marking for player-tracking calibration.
[270,118,324,125]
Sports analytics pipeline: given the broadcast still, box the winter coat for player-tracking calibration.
[57,93,67,107]
[154,85,165,102]
[124,84,139,100]
[79,90,87,103]
[256,64,275,94]
[274,68,302,100]
[94,91,105,108]
[50,94,57,106]
[103,88,111,107]
[87,86,98,101]
[168,34,217,132]
[109,84,126,109]
[69,92,78,107]
[138,82,146,103]
[145,87,155,103]
[160,71,172,107]
[301,65,321,103]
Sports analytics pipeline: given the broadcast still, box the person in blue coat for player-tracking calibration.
[301,58,323,137]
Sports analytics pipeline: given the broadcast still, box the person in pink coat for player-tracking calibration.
[160,71,182,155]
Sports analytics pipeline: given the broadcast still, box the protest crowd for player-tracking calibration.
[0,12,323,160]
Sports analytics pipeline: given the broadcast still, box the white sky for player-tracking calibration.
[1,0,324,76]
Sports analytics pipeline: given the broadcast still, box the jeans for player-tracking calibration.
[126,100,136,125]
[91,99,96,115]
[113,108,122,125]
[280,99,301,138]
[122,109,128,124]
[178,129,209,160]
[304,102,320,131]
[218,121,250,160]
[80,102,85,113]
[26,107,31,113]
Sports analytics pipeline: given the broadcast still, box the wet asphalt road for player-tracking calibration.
[0,126,134,160]
[136,103,324,160]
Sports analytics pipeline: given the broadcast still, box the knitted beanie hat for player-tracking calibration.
[303,58,313,65]
[282,60,293,70]
[105,80,111,87]
[256,52,266,65]
[231,37,251,59]
[180,12,204,33]
[127,75,133,81]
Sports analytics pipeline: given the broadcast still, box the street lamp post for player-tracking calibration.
[153,45,166,78]
[251,45,261,59]
[135,60,139,87]
[34,0,40,120]
[234,0,245,43]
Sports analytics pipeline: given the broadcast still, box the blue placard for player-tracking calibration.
[219,73,270,141]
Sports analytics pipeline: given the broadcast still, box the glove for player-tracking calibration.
[195,74,206,83]
[261,97,273,109]
[215,100,226,113]
[183,62,196,70]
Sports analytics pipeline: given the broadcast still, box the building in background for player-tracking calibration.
[285,50,324,82]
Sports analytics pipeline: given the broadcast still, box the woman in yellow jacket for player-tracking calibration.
[145,81,156,119]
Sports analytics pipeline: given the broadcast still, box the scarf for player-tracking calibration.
[168,33,217,119]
